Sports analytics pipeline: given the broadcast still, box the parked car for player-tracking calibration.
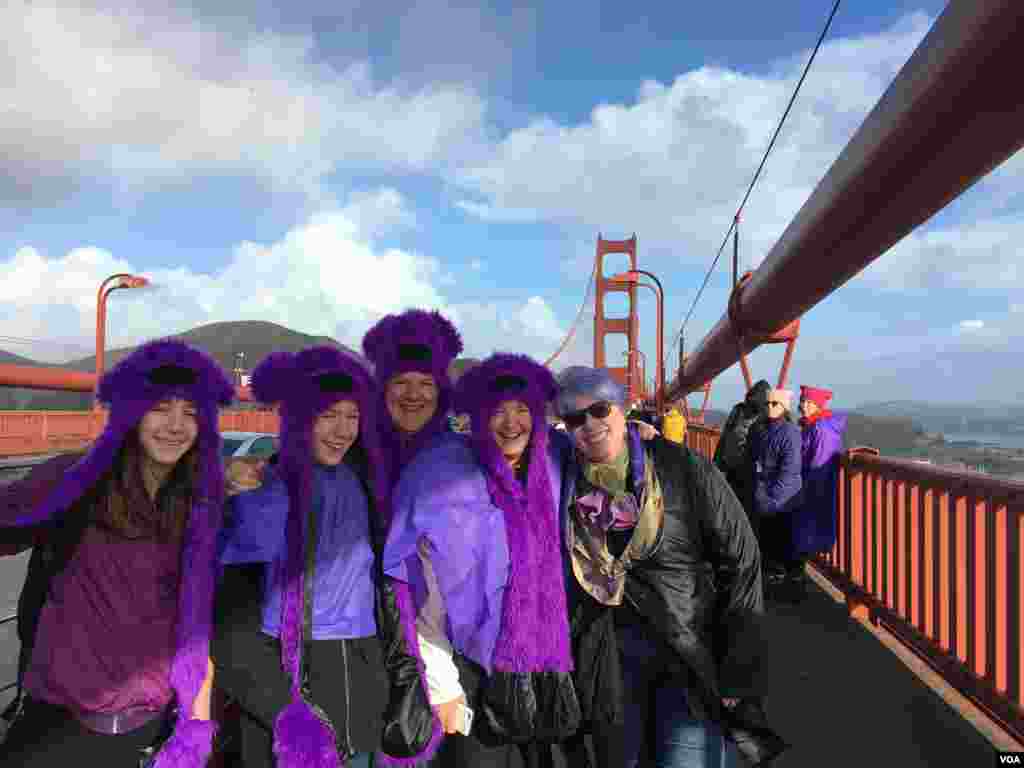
[221,431,278,459]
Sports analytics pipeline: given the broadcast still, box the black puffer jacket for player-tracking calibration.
[561,437,786,765]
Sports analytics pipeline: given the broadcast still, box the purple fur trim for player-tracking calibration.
[17,339,232,526]
[273,698,344,768]
[151,718,218,768]
[97,338,234,407]
[362,310,462,495]
[169,402,227,727]
[376,579,445,766]
[453,353,557,421]
[361,309,462,387]
[457,354,573,673]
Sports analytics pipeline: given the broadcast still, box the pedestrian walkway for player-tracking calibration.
[761,569,1002,767]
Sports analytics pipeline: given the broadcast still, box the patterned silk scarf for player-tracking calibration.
[568,432,664,606]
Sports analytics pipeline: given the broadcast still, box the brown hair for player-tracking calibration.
[94,429,198,542]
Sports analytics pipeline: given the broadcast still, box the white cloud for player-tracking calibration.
[959,320,985,331]
[1,1,485,205]
[450,14,934,269]
[0,188,568,364]
[863,216,1024,294]
[469,259,484,272]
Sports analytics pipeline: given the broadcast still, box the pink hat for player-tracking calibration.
[800,385,832,409]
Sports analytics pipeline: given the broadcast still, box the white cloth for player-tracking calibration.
[415,537,465,706]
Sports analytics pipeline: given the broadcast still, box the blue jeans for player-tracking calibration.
[349,753,373,768]
[618,624,739,768]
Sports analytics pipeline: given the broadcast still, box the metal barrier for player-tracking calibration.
[684,422,1024,743]
[0,409,281,456]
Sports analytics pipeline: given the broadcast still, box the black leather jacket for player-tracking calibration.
[563,437,787,765]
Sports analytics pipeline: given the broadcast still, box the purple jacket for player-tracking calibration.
[792,412,847,556]
[751,419,803,518]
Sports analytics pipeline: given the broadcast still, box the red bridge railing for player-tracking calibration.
[685,423,1024,743]
[0,409,280,456]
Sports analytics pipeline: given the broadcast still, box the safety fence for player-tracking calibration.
[0,410,281,456]
[685,423,1024,743]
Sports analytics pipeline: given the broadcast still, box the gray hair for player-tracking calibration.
[554,366,626,417]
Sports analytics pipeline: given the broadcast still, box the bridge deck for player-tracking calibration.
[762,569,1000,767]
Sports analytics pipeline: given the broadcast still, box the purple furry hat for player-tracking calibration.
[13,339,234,768]
[361,309,463,479]
[453,354,573,673]
[250,346,387,768]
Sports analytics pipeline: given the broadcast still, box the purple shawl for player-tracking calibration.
[249,346,388,768]
[2,339,234,768]
[383,429,569,672]
[454,353,571,673]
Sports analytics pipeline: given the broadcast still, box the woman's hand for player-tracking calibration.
[225,457,266,496]
[629,420,660,441]
[191,657,215,720]
[435,695,468,735]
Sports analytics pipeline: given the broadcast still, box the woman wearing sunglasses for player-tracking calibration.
[381,353,581,768]
[749,389,803,594]
[553,366,787,768]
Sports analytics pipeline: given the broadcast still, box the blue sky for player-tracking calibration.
[4,0,1021,410]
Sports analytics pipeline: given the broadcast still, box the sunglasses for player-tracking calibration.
[562,400,613,429]
[767,401,785,408]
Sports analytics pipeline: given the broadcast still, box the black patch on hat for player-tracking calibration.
[489,374,528,394]
[398,343,432,363]
[316,372,354,393]
[148,365,197,387]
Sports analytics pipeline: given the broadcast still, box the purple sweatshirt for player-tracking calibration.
[3,454,181,715]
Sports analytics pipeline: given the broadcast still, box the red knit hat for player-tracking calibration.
[800,385,832,409]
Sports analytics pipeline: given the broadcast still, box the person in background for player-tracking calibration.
[661,401,688,445]
[713,381,771,539]
[553,366,786,768]
[0,340,234,768]
[789,386,847,600]
[750,389,803,592]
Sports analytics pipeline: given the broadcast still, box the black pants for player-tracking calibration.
[758,513,803,572]
[212,565,389,765]
[0,697,168,768]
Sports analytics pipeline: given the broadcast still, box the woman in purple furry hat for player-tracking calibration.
[553,366,787,768]
[0,339,234,768]
[380,353,581,768]
[361,309,463,486]
[209,346,401,768]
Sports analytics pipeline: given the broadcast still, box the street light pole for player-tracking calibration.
[95,273,150,407]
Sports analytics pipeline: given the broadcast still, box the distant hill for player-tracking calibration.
[1,321,480,410]
[855,400,1024,437]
